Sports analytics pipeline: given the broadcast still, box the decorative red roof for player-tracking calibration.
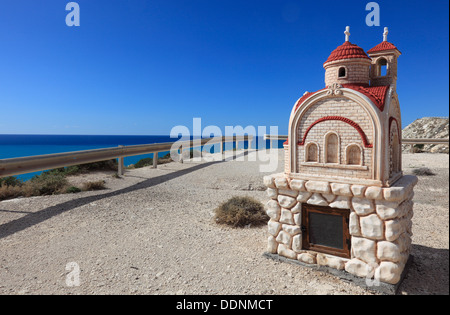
[342,84,390,111]
[324,42,371,65]
[293,84,390,112]
[367,41,400,54]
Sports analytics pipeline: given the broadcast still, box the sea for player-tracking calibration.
[0,134,284,181]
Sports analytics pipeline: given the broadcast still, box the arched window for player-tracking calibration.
[346,144,362,165]
[325,132,339,164]
[306,142,319,162]
[377,58,388,76]
[338,67,346,78]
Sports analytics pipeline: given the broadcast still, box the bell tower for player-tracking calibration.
[368,27,402,89]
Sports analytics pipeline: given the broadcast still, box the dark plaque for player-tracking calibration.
[308,211,344,249]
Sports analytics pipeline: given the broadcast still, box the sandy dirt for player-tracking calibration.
[0,150,448,295]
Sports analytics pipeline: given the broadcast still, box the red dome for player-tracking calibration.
[324,41,371,65]
[367,41,400,54]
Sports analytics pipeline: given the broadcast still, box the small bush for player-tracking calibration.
[134,158,153,169]
[413,167,436,176]
[82,180,106,191]
[25,173,69,196]
[214,196,269,228]
[66,186,82,194]
[0,176,23,187]
[0,184,23,201]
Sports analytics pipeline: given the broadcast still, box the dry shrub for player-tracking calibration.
[82,180,106,191]
[214,196,269,228]
[0,184,23,201]
[413,167,436,176]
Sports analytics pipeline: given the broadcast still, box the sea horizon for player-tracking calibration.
[0,134,283,181]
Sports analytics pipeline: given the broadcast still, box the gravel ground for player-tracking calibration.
[0,150,448,295]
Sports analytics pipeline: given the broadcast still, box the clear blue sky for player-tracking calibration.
[0,0,448,135]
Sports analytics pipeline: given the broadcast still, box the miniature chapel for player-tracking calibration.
[264,27,418,289]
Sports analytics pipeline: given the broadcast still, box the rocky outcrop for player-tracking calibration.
[402,117,449,153]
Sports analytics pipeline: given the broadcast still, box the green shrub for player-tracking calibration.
[134,158,153,169]
[214,196,269,228]
[0,176,23,187]
[66,186,82,194]
[26,173,69,196]
[82,180,106,191]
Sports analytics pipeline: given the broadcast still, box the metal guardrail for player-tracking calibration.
[0,136,253,178]
[263,134,449,153]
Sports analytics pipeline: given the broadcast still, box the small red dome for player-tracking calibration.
[367,41,400,54]
[324,41,371,65]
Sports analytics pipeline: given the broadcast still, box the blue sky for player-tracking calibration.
[0,0,448,135]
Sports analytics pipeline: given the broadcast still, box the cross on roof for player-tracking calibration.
[344,26,351,42]
[383,27,389,42]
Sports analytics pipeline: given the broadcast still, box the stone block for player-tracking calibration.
[268,220,281,236]
[263,175,275,188]
[305,181,330,194]
[278,189,298,198]
[331,183,353,196]
[345,259,374,278]
[266,188,278,199]
[375,262,403,285]
[351,185,366,198]
[349,212,361,236]
[282,224,301,235]
[317,254,346,270]
[266,200,281,220]
[306,193,328,206]
[329,196,351,209]
[276,231,291,246]
[280,209,294,225]
[292,235,302,253]
[360,214,384,240]
[352,236,377,264]
[278,195,297,209]
[297,191,312,203]
[290,179,306,191]
[298,253,316,265]
[376,200,401,220]
[352,197,375,216]
[377,241,402,263]
[365,186,383,200]
[267,236,278,254]
[278,244,297,260]
[275,177,289,189]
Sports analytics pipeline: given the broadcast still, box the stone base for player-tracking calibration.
[263,252,413,295]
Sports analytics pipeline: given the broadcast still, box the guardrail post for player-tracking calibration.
[118,145,124,176]
[153,152,158,168]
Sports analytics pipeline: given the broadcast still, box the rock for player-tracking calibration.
[278,195,297,209]
[276,231,291,246]
[351,185,366,198]
[274,177,289,189]
[263,175,275,188]
[377,241,402,263]
[360,214,384,240]
[278,189,298,198]
[297,191,312,203]
[298,253,316,265]
[352,197,375,216]
[305,181,330,194]
[282,224,301,235]
[349,212,361,236]
[266,188,278,199]
[375,200,401,220]
[279,209,294,225]
[402,117,449,153]
[266,200,281,220]
[375,262,403,284]
[316,254,346,270]
[322,193,336,203]
[306,193,328,206]
[290,179,306,191]
[277,244,297,260]
[365,186,383,200]
[290,202,301,214]
[329,196,351,209]
[293,213,301,226]
[351,237,377,264]
[268,220,281,236]
[385,218,406,242]
[331,183,352,196]
[292,235,302,253]
[345,259,374,278]
[267,236,278,254]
